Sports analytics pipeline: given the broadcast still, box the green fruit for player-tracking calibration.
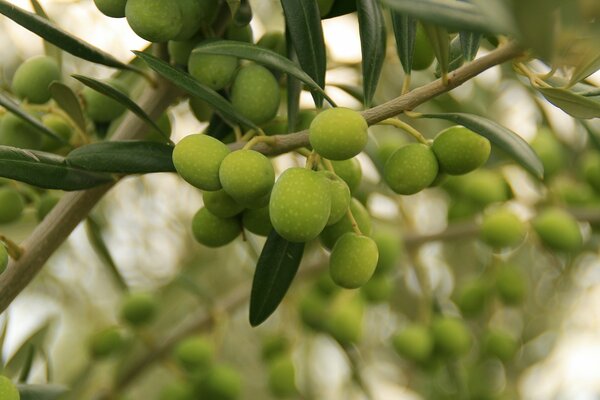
[257,31,286,57]
[447,198,479,221]
[530,128,565,179]
[203,190,244,218]
[372,229,401,275]
[481,209,526,248]
[93,0,127,18]
[320,198,372,249]
[172,134,230,191]
[392,324,434,363]
[242,206,272,236]
[319,171,351,225]
[268,355,297,398]
[532,208,582,252]
[581,151,600,193]
[263,118,288,136]
[483,329,518,362]
[120,292,158,326]
[295,109,317,131]
[317,0,335,16]
[331,158,362,193]
[159,381,195,400]
[456,280,489,318]
[174,335,214,372]
[225,24,253,43]
[0,188,24,224]
[11,56,60,104]
[188,51,238,91]
[413,24,435,70]
[309,108,368,160]
[315,272,340,298]
[261,335,290,362]
[376,135,405,165]
[37,193,60,221]
[174,0,208,40]
[88,327,124,359]
[82,79,129,123]
[191,207,241,247]
[219,150,275,205]
[0,244,8,274]
[551,176,599,206]
[324,296,364,345]
[144,112,172,143]
[299,290,328,331]
[0,376,20,400]
[495,264,526,306]
[360,274,394,303]
[125,0,182,42]
[189,97,213,122]
[269,168,331,242]
[230,64,280,125]
[195,365,242,400]
[432,126,491,175]
[459,170,509,206]
[329,233,379,289]
[384,143,439,195]
[0,112,44,149]
[432,317,471,357]
[168,39,197,66]
[40,114,72,151]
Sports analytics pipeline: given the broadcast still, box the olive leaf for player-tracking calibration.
[391,13,417,75]
[18,384,69,400]
[49,81,86,132]
[538,87,600,119]
[422,23,450,78]
[28,0,62,67]
[356,0,387,107]
[85,216,127,291]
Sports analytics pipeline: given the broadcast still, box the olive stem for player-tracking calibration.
[346,208,363,236]
[401,74,412,95]
[378,118,429,145]
[0,235,24,260]
[242,135,276,150]
[514,62,551,88]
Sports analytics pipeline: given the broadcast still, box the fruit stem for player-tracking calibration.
[242,135,276,150]
[346,209,363,235]
[513,62,551,88]
[305,151,320,170]
[0,235,24,261]
[401,74,412,95]
[378,118,429,145]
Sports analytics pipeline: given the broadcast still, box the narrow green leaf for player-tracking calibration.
[18,384,69,400]
[85,216,127,291]
[286,30,302,133]
[435,35,463,78]
[133,51,258,129]
[323,0,357,19]
[419,112,544,179]
[72,75,168,140]
[459,31,480,61]
[281,0,326,107]
[29,0,61,66]
[18,346,35,383]
[66,141,175,174]
[192,40,335,106]
[391,12,416,75]
[381,0,502,33]
[0,0,135,71]
[249,230,305,326]
[569,48,600,87]
[356,0,387,107]
[49,82,86,132]
[538,87,600,119]
[206,114,233,140]
[0,92,67,144]
[0,146,113,190]
[422,23,450,77]
[4,321,52,377]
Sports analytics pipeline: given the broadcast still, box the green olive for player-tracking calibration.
[120,292,158,327]
[242,206,272,236]
[267,355,297,398]
[319,171,351,225]
[203,190,244,218]
[455,279,490,318]
[384,143,439,195]
[174,335,214,372]
[392,324,434,363]
[320,198,372,249]
[11,56,60,104]
[125,0,182,42]
[219,150,275,206]
[480,208,527,248]
[532,208,582,252]
[82,79,129,123]
[194,365,242,400]
[230,64,280,125]
[432,126,491,175]
[88,327,124,359]
[188,50,238,91]
[483,329,518,362]
[0,187,25,224]
[412,24,435,71]
[172,134,230,191]
[191,207,241,247]
[0,375,20,400]
[431,317,471,357]
[93,0,127,18]
[0,112,44,149]
[495,264,526,306]
[329,233,379,289]
[330,158,362,193]
[309,108,368,160]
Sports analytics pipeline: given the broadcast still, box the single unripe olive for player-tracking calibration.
[376,135,405,165]
[459,170,509,206]
[82,79,129,123]
[456,280,490,318]
[447,198,478,221]
[0,188,24,224]
[309,108,368,160]
[168,39,197,66]
[269,168,331,242]
[532,208,582,252]
[412,24,435,70]
[125,0,182,42]
[318,171,351,225]
[172,134,230,191]
[0,112,44,149]
[431,317,471,357]
[384,143,439,195]
[372,229,401,275]
[242,206,272,236]
[203,190,244,218]
[230,64,280,125]
[550,176,599,207]
[320,199,372,249]
[188,51,238,91]
[392,324,434,363]
[93,0,127,18]
[317,0,335,16]
[261,334,290,362]
[11,56,60,104]
[531,128,565,179]
[295,109,318,131]
[495,264,526,306]
[360,274,394,303]
[191,207,241,247]
[268,355,297,398]
[37,192,60,221]
[480,209,526,248]
[581,151,600,193]
[88,327,124,359]
[432,126,491,175]
[40,114,72,151]
[219,150,275,205]
[298,290,328,331]
[329,233,379,289]
[483,329,518,362]
[195,365,242,400]
[330,158,362,193]
[0,244,8,274]
[189,97,213,122]
[262,118,288,136]
[159,381,195,400]
[324,296,364,345]
[225,24,253,43]
[174,0,210,40]
[144,112,172,143]
[0,375,20,400]
[120,292,158,326]
[174,335,214,372]
[257,31,286,57]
